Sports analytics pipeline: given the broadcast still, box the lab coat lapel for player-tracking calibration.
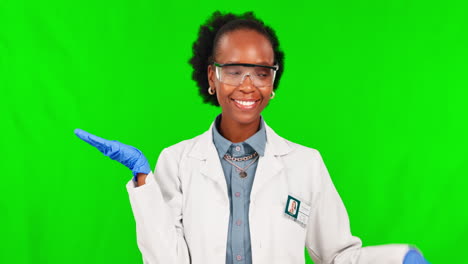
[250,122,292,202]
[188,120,293,204]
[189,122,229,203]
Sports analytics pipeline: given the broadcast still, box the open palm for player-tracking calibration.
[74,128,150,177]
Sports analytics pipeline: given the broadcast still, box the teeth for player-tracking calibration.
[235,100,256,106]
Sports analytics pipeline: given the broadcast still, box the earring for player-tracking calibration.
[208,86,215,95]
[270,90,275,99]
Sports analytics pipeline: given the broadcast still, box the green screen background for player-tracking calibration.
[2,0,467,263]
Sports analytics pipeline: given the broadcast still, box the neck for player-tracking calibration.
[219,115,261,143]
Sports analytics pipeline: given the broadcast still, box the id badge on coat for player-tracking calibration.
[284,194,310,227]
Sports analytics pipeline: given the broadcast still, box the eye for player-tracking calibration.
[254,68,272,78]
[222,66,243,76]
[226,71,242,76]
[255,72,271,78]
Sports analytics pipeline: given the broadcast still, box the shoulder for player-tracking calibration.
[268,126,331,192]
[265,123,323,162]
[286,138,321,157]
[280,138,325,172]
[157,129,209,160]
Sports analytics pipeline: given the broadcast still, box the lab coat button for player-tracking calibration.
[236,255,242,261]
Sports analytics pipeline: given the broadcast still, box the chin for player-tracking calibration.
[220,98,267,125]
[227,109,264,126]
[235,114,260,125]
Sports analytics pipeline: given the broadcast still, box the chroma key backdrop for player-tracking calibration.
[2,0,467,263]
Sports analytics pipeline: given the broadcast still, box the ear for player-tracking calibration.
[207,64,216,91]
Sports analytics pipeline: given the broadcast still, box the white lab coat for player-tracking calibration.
[126,120,410,264]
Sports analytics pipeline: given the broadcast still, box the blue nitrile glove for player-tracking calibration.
[403,248,430,264]
[74,128,150,179]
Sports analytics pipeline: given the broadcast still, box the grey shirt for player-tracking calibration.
[212,114,267,264]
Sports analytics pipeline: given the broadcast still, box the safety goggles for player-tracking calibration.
[213,62,279,88]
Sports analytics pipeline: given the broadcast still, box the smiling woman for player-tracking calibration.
[207,29,278,141]
[74,10,429,264]
[189,11,285,143]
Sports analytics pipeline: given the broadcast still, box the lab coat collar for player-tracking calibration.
[189,118,293,160]
[188,118,294,202]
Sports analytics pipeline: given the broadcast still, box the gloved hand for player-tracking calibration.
[74,128,150,178]
[403,248,430,264]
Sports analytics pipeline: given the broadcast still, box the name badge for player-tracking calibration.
[284,195,310,227]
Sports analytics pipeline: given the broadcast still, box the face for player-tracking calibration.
[208,29,275,126]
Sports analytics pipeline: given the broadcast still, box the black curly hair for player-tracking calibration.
[188,11,285,106]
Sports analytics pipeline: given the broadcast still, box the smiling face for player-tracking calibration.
[208,29,275,127]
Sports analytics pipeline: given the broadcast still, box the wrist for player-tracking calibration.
[136,173,148,187]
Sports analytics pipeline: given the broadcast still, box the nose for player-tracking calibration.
[239,74,255,91]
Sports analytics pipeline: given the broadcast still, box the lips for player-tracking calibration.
[231,98,260,110]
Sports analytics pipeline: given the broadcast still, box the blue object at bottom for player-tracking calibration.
[403,249,430,264]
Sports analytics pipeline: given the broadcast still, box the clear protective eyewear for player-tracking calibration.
[214,62,279,88]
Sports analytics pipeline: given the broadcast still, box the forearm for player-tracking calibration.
[126,172,189,263]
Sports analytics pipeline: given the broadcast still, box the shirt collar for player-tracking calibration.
[212,113,267,158]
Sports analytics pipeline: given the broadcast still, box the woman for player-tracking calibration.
[75,11,428,264]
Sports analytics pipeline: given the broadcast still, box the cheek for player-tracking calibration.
[215,86,232,106]
[261,90,272,104]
